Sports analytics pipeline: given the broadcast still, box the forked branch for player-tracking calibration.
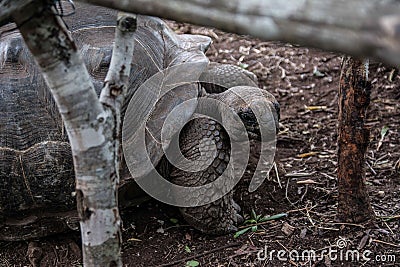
[12,1,137,265]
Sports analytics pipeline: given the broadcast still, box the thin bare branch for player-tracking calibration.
[3,0,400,65]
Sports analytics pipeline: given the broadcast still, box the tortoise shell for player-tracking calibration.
[0,3,211,240]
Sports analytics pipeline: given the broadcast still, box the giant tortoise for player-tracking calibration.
[0,3,279,240]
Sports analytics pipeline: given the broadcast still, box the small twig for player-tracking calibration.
[285,204,318,214]
[278,65,286,79]
[296,179,323,185]
[393,157,400,170]
[371,239,400,248]
[305,206,315,226]
[285,172,316,178]
[275,241,299,266]
[273,162,282,188]
[275,240,290,253]
[320,172,336,180]
[299,185,308,202]
[371,203,391,212]
[377,215,400,222]
[156,242,241,267]
[365,161,377,175]
[314,186,334,195]
[316,226,340,231]
[285,177,309,205]
[163,245,174,259]
[285,178,295,206]
[324,222,365,228]
[376,154,389,162]
[383,221,394,236]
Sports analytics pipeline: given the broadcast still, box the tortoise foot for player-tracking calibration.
[232,199,244,225]
[179,193,241,235]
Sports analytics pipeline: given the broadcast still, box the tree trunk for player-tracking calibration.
[12,1,137,265]
[337,56,374,223]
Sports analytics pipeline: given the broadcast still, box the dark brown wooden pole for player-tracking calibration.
[337,56,374,223]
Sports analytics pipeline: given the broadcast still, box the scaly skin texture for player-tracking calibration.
[200,62,258,94]
[169,118,239,234]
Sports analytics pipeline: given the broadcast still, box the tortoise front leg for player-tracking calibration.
[169,118,242,235]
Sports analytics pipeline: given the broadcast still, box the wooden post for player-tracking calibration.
[337,56,374,223]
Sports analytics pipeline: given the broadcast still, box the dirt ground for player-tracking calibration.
[1,21,399,267]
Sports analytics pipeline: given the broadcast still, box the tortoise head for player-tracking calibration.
[237,109,279,141]
[236,93,280,141]
[211,86,280,142]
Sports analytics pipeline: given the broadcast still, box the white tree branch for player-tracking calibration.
[74,0,400,66]
[99,11,137,208]
[100,13,137,110]
[3,0,400,65]
[12,2,137,266]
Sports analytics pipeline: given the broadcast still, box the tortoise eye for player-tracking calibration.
[92,48,111,81]
[80,46,112,81]
[99,52,111,69]
[6,45,22,63]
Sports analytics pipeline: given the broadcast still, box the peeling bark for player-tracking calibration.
[12,1,136,266]
[337,57,375,223]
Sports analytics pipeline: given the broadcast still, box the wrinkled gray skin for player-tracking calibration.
[0,3,279,240]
